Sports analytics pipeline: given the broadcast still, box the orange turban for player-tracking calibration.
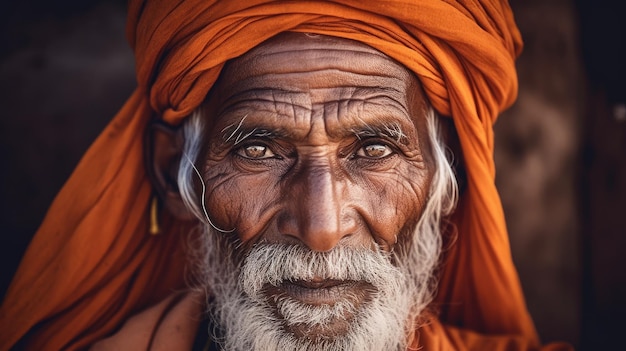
[0,1,570,350]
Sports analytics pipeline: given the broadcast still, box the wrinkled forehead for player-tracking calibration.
[218,32,417,92]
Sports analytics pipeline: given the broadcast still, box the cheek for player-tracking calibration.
[358,164,432,246]
[203,161,281,242]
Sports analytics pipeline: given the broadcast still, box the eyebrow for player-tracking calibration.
[220,115,289,145]
[350,120,408,144]
[220,117,410,149]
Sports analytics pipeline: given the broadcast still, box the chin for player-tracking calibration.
[196,237,437,351]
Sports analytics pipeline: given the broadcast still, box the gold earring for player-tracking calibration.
[149,195,160,235]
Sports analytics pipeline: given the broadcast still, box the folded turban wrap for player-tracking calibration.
[0,1,572,350]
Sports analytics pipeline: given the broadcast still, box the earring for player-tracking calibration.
[150,195,160,235]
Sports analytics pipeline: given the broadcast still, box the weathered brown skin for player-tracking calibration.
[152,32,436,316]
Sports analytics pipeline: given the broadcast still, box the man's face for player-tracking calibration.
[195,32,438,350]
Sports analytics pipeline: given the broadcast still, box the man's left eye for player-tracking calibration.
[237,144,276,159]
[356,143,393,159]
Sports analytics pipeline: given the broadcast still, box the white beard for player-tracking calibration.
[192,222,441,351]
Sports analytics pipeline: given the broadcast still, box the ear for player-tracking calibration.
[145,120,196,221]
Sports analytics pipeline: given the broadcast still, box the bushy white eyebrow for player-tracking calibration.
[350,121,407,143]
[221,115,279,145]
[221,114,248,143]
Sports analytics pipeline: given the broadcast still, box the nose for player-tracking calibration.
[278,164,355,252]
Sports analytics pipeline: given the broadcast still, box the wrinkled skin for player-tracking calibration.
[194,32,436,308]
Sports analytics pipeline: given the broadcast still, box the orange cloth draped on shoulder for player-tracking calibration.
[0,1,570,350]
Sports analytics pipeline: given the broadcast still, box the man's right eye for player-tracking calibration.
[236,144,276,159]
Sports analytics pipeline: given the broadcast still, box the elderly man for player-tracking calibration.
[0,1,570,350]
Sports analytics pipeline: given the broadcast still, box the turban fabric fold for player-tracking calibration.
[0,1,571,350]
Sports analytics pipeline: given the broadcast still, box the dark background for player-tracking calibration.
[1,1,624,349]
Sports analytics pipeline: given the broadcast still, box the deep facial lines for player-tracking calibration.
[211,87,419,159]
[197,33,438,267]
[243,42,410,85]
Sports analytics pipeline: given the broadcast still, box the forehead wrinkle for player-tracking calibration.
[214,90,312,136]
[225,71,407,95]
[351,91,409,116]
[217,88,312,116]
[318,93,414,140]
[212,84,418,145]
[215,101,310,144]
[210,35,422,147]
[243,46,405,78]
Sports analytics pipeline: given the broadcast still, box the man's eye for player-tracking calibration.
[356,143,393,159]
[237,144,276,159]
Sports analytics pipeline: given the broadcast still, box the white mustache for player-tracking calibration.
[239,244,404,301]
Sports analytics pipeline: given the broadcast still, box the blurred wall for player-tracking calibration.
[0,0,133,298]
[498,0,582,347]
[576,1,626,350]
[1,1,612,349]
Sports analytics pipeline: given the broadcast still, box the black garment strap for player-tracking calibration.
[192,309,221,351]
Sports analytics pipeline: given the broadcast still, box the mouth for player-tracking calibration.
[265,279,374,306]
[261,279,375,339]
